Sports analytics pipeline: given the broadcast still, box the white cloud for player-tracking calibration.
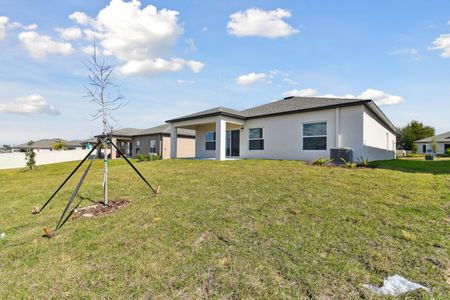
[358,89,403,106]
[0,16,37,40]
[283,77,298,85]
[227,8,298,38]
[23,23,38,30]
[18,31,73,58]
[0,94,60,115]
[0,16,8,40]
[430,33,450,57]
[117,58,204,76]
[70,0,204,76]
[81,45,95,55]
[69,11,92,25]
[389,48,421,60]
[56,26,83,40]
[282,88,403,106]
[237,72,268,85]
[283,88,317,97]
[176,79,194,84]
[185,38,197,52]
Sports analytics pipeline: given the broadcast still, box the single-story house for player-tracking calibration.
[96,124,195,159]
[415,131,450,154]
[166,96,397,162]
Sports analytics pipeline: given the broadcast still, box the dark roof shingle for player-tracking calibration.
[166,96,396,132]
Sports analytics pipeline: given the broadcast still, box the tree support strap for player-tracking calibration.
[34,141,101,214]
[108,138,160,194]
[55,154,96,231]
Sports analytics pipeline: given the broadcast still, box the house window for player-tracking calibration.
[303,122,327,150]
[205,131,216,150]
[249,128,264,150]
[135,140,141,154]
[150,140,156,153]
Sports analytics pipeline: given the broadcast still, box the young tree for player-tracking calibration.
[411,143,418,154]
[397,121,435,150]
[431,138,438,154]
[25,141,37,170]
[84,43,125,206]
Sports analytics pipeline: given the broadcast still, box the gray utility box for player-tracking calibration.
[330,148,353,164]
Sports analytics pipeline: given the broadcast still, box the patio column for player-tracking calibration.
[111,137,117,159]
[216,119,226,160]
[170,126,177,159]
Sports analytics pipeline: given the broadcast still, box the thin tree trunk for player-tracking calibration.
[103,140,108,206]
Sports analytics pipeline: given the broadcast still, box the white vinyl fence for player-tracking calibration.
[0,149,91,170]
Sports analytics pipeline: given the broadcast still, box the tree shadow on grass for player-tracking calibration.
[370,159,450,175]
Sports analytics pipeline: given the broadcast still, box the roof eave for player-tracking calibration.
[166,111,246,123]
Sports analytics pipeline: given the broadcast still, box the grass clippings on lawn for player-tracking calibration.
[0,158,449,299]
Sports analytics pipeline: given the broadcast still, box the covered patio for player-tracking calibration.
[167,108,246,161]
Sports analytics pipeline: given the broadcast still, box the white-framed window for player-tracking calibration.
[136,140,141,154]
[205,131,216,150]
[303,122,327,150]
[249,128,264,150]
[150,140,156,153]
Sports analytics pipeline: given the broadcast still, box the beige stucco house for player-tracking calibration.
[96,124,195,159]
[166,96,397,162]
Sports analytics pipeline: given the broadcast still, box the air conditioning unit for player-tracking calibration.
[330,148,353,164]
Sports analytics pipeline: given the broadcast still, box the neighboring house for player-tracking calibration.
[166,96,397,162]
[415,131,450,154]
[12,138,89,152]
[96,124,195,159]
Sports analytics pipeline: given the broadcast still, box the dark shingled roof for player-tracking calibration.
[415,131,450,143]
[14,138,84,149]
[241,97,368,117]
[96,124,195,138]
[166,96,397,132]
[166,106,245,123]
[134,124,195,137]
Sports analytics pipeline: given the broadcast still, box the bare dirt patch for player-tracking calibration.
[75,199,131,218]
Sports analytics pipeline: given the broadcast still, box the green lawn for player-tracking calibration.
[0,159,449,299]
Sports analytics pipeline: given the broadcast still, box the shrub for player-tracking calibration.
[340,158,357,169]
[311,157,333,165]
[445,148,450,157]
[52,141,65,151]
[136,153,161,162]
[357,156,369,167]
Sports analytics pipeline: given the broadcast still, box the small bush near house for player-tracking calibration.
[311,157,333,165]
[357,156,370,167]
[445,148,450,157]
[136,153,161,162]
[341,158,357,168]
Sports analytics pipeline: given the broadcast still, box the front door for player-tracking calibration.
[226,130,240,157]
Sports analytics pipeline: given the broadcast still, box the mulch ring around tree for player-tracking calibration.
[74,199,131,218]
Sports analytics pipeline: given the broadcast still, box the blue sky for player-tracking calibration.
[0,0,449,145]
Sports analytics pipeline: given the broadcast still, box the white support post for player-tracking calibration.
[335,107,341,148]
[216,119,226,161]
[170,126,177,159]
